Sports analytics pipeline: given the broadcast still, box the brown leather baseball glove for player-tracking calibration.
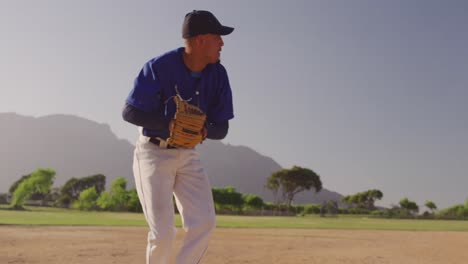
[166,95,207,148]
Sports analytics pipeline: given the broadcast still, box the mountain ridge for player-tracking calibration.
[0,112,343,204]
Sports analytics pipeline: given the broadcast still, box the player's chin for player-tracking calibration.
[210,54,221,64]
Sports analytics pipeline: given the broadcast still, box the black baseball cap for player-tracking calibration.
[182,10,234,39]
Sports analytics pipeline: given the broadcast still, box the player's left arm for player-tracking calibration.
[205,120,229,140]
[205,65,234,140]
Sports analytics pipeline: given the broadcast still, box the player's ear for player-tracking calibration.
[185,36,200,49]
[195,35,206,47]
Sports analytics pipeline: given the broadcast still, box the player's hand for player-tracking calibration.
[202,126,208,139]
[169,120,175,133]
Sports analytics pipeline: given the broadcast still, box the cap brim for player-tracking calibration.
[219,26,234,36]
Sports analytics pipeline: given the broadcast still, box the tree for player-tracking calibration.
[58,178,79,207]
[109,177,129,211]
[437,203,468,220]
[9,174,47,202]
[9,174,31,194]
[320,200,338,217]
[97,177,129,211]
[265,166,322,208]
[341,189,383,210]
[265,177,280,204]
[399,198,419,215]
[58,174,106,207]
[425,200,437,213]
[74,186,99,211]
[81,174,106,194]
[127,189,143,212]
[96,191,112,210]
[10,168,55,209]
[242,194,264,210]
[212,186,244,212]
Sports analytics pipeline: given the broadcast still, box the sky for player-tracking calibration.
[1,0,467,209]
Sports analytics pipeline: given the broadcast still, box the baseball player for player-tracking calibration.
[122,10,234,264]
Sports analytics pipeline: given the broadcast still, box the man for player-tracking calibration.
[122,10,234,264]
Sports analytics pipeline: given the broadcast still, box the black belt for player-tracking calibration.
[149,137,177,149]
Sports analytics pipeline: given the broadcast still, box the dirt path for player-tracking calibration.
[1,226,467,264]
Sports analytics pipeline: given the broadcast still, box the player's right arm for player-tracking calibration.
[122,103,169,130]
[122,62,170,130]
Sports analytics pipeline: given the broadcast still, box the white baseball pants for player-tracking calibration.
[133,135,216,264]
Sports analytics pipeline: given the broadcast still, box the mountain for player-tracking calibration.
[198,141,342,204]
[0,112,134,192]
[0,113,342,204]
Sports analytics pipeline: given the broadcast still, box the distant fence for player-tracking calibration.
[215,208,296,216]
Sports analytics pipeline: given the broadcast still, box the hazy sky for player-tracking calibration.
[1,0,467,208]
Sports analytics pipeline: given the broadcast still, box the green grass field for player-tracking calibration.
[1,205,468,231]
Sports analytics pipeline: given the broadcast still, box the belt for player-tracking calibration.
[149,137,177,149]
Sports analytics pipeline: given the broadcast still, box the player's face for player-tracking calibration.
[199,34,224,64]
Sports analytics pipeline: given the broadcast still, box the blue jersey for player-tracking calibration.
[126,47,234,138]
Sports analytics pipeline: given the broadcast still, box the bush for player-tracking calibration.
[437,204,468,220]
[212,187,244,212]
[54,194,72,208]
[339,208,370,215]
[242,194,264,210]
[95,177,131,212]
[420,211,434,219]
[127,189,143,213]
[57,174,106,208]
[73,187,99,211]
[10,168,55,209]
[262,202,275,210]
[96,191,113,210]
[302,204,321,214]
[369,207,414,219]
[320,200,339,217]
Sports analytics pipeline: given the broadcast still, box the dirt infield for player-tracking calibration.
[1,226,467,264]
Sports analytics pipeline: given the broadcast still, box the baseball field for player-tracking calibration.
[1,206,468,263]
